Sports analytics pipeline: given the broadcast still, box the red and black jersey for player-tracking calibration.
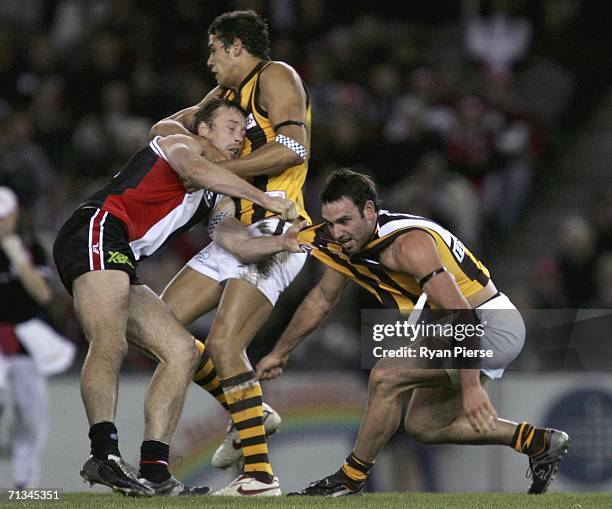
[80,137,218,260]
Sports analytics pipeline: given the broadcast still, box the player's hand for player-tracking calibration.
[462,384,497,434]
[256,352,288,381]
[280,220,308,253]
[264,197,298,221]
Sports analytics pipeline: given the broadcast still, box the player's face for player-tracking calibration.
[207,35,238,88]
[322,197,378,254]
[200,107,246,159]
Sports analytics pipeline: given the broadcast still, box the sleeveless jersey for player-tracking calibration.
[222,60,311,225]
[81,136,217,260]
[298,210,491,311]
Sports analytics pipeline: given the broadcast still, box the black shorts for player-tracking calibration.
[53,207,140,294]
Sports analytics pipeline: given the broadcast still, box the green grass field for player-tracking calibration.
[1,493,610,509]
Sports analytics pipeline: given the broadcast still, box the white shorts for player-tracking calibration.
[447,292,525,384]
[187,218,307,305]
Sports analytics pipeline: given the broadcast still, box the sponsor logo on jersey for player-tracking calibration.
[300,243,313,254]
[245,113,257,130]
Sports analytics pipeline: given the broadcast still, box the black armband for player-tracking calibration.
[417,267,446,287]
[274,120,306,130]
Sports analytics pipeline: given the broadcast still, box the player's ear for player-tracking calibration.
[197,121,210,137]
[232,38,244,56]
[363,200,376,218]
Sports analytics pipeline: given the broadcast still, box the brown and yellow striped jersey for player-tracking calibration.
[297,210,491,311]
[222,61,311,225]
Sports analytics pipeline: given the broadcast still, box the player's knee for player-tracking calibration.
[205,324,234,356]
[169,338,200,372]
[187,341,201,371]
[368,368,401,398]
[88,336,128,361]
[204,333,222,357]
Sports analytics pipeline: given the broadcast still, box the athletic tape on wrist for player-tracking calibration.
[275,134,307,160]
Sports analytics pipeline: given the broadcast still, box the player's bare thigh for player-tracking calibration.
[72,270,130,343]
[126,284,200,366]
[205,278,273,376]
[161,265,223,326]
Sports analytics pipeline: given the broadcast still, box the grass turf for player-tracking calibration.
[1,492,610,509]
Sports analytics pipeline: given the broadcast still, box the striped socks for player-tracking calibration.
[221,371,274,483]
[511,422,547,457]
[338,452,374,486]
[193,339,229,410]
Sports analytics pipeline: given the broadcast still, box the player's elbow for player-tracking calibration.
[305,289,334,319]
[285,151,306,167]
[150,119,186,140]
[275,135,307,167]
[317,286,342,310]
[283,150,306,168]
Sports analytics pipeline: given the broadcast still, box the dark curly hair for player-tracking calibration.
[191,98,244,133]
[321,168,381,215]
[208,10,271,60]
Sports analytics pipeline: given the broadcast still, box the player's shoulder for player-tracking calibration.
[375,211,439,252]
[260,61,302,84]
[377,210,435,234]
[297,221,322,239]
[156,133,192,144]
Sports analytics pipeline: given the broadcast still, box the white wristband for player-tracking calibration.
[275,134,307,160]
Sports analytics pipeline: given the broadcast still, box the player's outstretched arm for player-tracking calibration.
[209,197,304,263]
[222,63,309,177]
[256,267,347,380]
[159,134,297,220]
[385,231,497,433]
[149,87,226,162]
[214,217,306,264]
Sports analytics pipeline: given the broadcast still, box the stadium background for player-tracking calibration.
[0,0,611,494]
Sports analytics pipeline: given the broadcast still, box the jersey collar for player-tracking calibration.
[236,60,269,95]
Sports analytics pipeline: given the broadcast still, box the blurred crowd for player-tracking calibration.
[532,190,612,310]
[0,0,609,370]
